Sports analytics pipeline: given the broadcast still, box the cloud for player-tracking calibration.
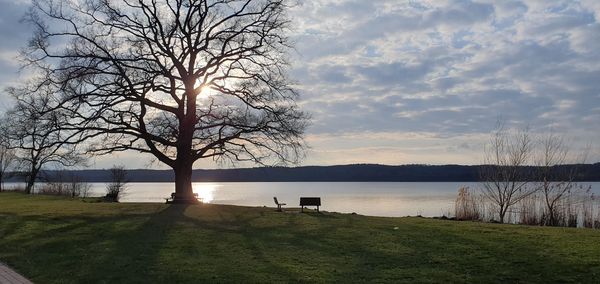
[292,1,599,138]
[0,0,31,109]
[0,0,598,166]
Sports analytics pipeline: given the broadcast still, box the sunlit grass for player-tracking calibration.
[1,192,599,283]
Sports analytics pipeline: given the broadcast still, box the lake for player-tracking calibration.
[12,182,600,217]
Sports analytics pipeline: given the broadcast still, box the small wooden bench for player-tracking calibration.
[273,197,286,212]
[165,192,176,203]
[165,192,201,203]
[300,197,321,213]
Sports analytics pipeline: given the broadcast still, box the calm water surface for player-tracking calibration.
[16,182,598,217]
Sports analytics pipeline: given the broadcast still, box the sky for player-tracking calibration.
[0,0,599,169]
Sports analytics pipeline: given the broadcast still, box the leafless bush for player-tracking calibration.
[105,165,128,202]
[39,171,91,198]
[38,183,65,196]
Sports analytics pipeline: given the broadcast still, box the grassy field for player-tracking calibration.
[0,192,599,283]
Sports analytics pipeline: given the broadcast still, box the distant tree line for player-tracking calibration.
[3,163,599,184]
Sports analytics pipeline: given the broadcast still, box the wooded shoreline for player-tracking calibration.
[5,163,600,183]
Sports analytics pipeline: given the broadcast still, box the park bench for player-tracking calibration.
[300,197,321,213]
[273,197,286,212]
[165,192,201,203]
[165,192,176,203]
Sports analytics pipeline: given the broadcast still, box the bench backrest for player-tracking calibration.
[273,197,280,205]
[300,197,321,206]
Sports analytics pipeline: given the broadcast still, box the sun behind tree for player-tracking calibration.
[19,0,308,203]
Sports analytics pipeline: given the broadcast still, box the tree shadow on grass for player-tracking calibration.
[163,209,444,282]
[2,205,600,283]
[164,210,600,283]
[0,205,189,283]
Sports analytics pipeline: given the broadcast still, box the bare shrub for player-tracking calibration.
[105,165,128,202]
[39,171,91,198]
[38,184,65,195]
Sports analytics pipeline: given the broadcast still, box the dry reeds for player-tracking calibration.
[455,187,481,221]
[518,194,542,225]
[38,181,91,198]
[453,184,600,229]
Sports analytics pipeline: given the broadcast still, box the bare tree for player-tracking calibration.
[0,130,19,192]
[480,124,535,223]
[105,165,128,202]
[0,125,19,192]
[534,132,587,226]
[22,0,308,203]
[4,90,84,194]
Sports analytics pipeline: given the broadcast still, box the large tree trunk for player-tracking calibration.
[499,207,506,224]
[172,162,197,204]
[25,169,37,195]
[171,95,198,204]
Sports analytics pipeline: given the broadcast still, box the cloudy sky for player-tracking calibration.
[0,0,599,168]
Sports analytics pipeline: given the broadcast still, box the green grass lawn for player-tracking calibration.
[1,192,599,283]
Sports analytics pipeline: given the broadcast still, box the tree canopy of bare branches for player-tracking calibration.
[22,0,308,202]
[480,124,535,223]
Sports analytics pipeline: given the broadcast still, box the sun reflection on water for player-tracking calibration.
[192,183,219,203]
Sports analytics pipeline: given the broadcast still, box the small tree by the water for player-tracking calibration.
[105,166,128,202]
[3,91,84,194]
[480,123,535,223]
